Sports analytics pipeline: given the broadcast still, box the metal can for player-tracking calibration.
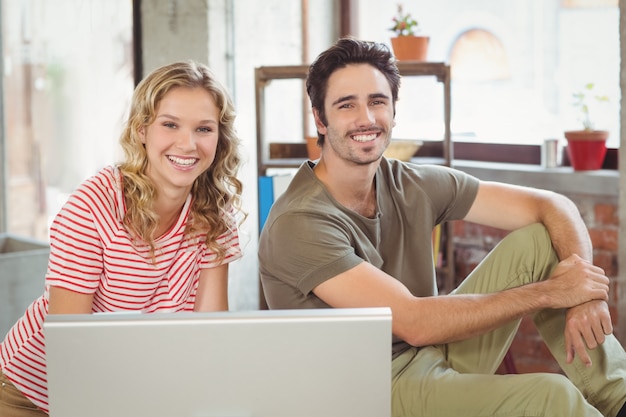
[541,138,559,168]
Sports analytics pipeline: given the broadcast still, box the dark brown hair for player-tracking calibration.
[305,37,401,144]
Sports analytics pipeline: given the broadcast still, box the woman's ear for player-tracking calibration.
[138,126,146,144]
[312,108,327,135]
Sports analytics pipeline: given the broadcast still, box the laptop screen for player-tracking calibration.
[45,308,392,417]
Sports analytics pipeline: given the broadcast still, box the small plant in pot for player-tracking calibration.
[389,4,429,62]
[564,83,610,171]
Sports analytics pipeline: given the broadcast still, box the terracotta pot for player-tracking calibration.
[564,130,608,171]
[390,36,429,61]
[305,136,321,160]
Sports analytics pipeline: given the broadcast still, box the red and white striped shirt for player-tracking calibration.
[0,166,242,413]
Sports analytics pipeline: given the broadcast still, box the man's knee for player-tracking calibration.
[504,223,551,248]
[494,223,557,280]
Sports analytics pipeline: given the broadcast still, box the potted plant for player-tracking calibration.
[389,4,429,62]
[564,83,610,170]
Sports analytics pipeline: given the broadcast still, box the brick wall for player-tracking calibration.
[452,193,619,374]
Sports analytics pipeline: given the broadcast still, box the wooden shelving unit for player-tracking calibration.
[255,62,456,297]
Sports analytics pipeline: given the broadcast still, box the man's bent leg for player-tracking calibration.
[392,346,602,417]
[446,223,558,374]
[440,222,626,416]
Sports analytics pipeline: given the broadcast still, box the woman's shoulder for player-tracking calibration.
[75,166,121,192]
[66,165,122,210]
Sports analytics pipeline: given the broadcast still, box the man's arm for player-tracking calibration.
[313,181,610,364]
[313,254,607,346]
[464,181,592,261]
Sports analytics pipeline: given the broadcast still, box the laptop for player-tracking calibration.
[45,308,392,417]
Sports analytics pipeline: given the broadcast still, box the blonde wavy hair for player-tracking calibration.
[118,60,244,262]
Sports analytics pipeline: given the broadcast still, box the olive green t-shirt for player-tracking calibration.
[258,157,479,357]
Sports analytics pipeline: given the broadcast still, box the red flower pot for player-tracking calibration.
[564,130,608,171]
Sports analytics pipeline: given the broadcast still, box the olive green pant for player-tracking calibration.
[392,223,626,417]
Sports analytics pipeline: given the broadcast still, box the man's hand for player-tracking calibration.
[546,254,609,309]
[564,300,613,367]
[546,254,611,367]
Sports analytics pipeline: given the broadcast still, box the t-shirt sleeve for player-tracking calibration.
[260,210,363,296]
[45,188,105,294]
[415,164,479,224]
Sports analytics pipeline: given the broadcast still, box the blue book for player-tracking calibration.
[258,176,275,232]
[258,174,294,233]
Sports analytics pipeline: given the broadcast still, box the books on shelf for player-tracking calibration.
[258,173,294,232]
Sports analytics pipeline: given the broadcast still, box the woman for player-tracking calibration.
[0,60,245,416]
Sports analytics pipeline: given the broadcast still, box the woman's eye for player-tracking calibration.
[197,127,212,133]
[163,122,177,129]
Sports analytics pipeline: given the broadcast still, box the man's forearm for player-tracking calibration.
[540,193,593,262]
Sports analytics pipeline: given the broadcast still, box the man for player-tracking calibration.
[258,37,626,416]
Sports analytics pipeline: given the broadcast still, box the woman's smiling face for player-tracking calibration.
[140,86,220,194]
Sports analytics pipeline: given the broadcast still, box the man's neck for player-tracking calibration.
[313,156,379,218]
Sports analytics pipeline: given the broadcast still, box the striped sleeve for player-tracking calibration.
[45,171,115,293]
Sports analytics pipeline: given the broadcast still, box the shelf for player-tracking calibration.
[260,157,449,172]
[255,62,452,177]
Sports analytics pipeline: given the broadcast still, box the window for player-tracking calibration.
[356,0,619,148]
[450,29,510,82]
[2,0,133,240]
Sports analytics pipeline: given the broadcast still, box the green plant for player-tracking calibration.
[389,4,419,37]
[572,83,609,131]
